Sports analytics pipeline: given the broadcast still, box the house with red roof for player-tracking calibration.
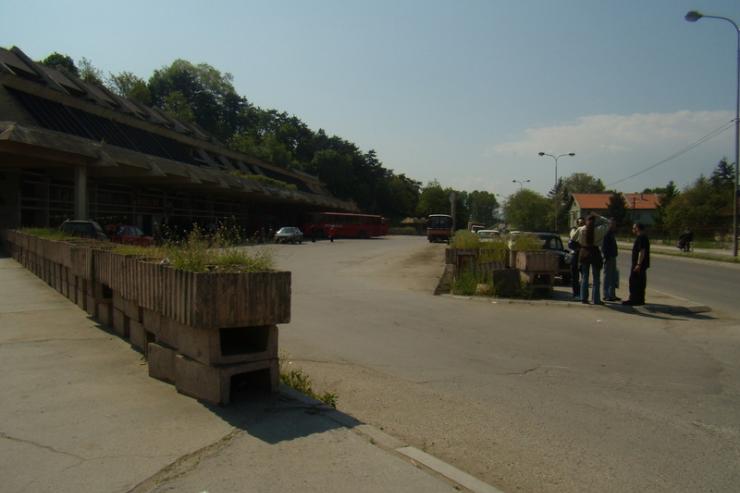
[569,193,661,227]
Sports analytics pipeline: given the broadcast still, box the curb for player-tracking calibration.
[279,385,505,493]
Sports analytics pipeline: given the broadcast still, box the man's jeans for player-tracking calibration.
[603,256,617,299]
[580,263,601,304]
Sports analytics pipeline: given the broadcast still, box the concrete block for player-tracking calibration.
[147,342,176,383]
[97,301,112,328]
[123,297,142,323]
[86,295,97,317]
[156,317,180,349]
[174,355,278,406]
[112,291,126,311]
[112,308,128,338]
[177,324,278,366]
[142,308,161,334]
[129,320,152,354]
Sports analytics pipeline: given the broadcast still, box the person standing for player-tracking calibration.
[623,223,650,306]
[602,218,620,302]
[568,217,585,300]
[574,213,608,304]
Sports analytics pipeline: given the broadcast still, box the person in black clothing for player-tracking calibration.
[623,222,650,306]
[602,218,620,301]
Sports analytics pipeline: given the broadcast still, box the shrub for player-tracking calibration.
[508,233,541,251]
[279,360,337,408]
[478,239,508,264]
[452,269,482,295]
[450,230,480,249]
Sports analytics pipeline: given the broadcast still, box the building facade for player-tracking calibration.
[0,46,355,239]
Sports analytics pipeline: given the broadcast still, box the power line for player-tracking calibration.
[606,119,735,187]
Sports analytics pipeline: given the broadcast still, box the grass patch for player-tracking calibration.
[163,225,274,273]
[20,228,75,240]
[450,230,480,249]
[651,249,740,264]
[279,358,337,408]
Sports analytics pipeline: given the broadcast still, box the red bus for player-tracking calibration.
[427,214,453,243]
[303,212,388,239]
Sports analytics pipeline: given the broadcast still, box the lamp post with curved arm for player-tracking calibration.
[512,179,530,190]
[538,152,575,232]
[686,10,739,257]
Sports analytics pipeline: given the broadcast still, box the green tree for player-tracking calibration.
[504,189,552,231]
[416,181,450,217]
[467,190,499,226]
[78,57,104,85]
[605,192,628,226]
[161,91,195,123]
[664,177,725,238]
[108,71,151,105]
[39,52,78,77]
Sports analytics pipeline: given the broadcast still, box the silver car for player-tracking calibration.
[274,226,303,244]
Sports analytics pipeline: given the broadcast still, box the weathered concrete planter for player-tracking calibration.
[4,229,290,406]
[514,250,558,272]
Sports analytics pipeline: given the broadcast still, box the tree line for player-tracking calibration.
[38,52,735,237]
[38,52,501,225]
[503,161,736,240]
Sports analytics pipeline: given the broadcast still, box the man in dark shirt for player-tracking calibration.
[623,222,650,306]
[602,218,619,301]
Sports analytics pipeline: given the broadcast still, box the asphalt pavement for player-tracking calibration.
[1,238,736,493]
[0,254,500,493]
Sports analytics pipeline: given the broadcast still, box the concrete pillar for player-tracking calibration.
[74,166,88,220]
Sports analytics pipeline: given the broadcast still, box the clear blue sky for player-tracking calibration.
[2,0,739,198]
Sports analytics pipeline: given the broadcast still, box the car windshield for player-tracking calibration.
[540,235,564,250]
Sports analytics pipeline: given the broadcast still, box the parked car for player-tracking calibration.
[274,226,303,244]
[510,231,572,284]
[476,229,501,242]
[107,224,154,246]
[59,219,108,241]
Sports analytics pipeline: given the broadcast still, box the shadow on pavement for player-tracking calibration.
[601,302,715,321]
[199,390,361,445]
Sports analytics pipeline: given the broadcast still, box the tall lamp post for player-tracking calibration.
[538,152,575,232]
[686,10,739,257]
[512,179,531,190]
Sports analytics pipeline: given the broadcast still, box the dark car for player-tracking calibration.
[536,232,572,284]
[60,220,108,241]
[274,226,303,244]
[106,224,154,246]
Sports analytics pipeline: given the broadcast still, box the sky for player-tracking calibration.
[2,0,739,199]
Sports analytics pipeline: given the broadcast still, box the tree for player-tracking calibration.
[78,57,104,85]
[416,181,450,217]
[711,157,735,190]
[39,52,78,77]
[148,60,242,141]
[560,172,605,194]
[108,71,151,105]
[664,174,732,238]
[161,91,195,123]
[504,189,552,231]
[467,191,499,226]
[605,192,628,226]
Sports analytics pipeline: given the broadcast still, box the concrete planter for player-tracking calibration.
[514,250,558,272]
[4,229,289,406]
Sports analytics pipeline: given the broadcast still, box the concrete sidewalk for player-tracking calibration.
[0,256,501,493]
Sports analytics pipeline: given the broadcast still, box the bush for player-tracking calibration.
[508,233,541,251]
[450,230,481,249]
[388,227,418,235]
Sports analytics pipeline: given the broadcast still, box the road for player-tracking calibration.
[616,248,740,318]
[270,236,740,493]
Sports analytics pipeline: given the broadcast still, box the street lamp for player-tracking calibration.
[686,10,739,257]
[538,152,576,232]
[512,179,530,190]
